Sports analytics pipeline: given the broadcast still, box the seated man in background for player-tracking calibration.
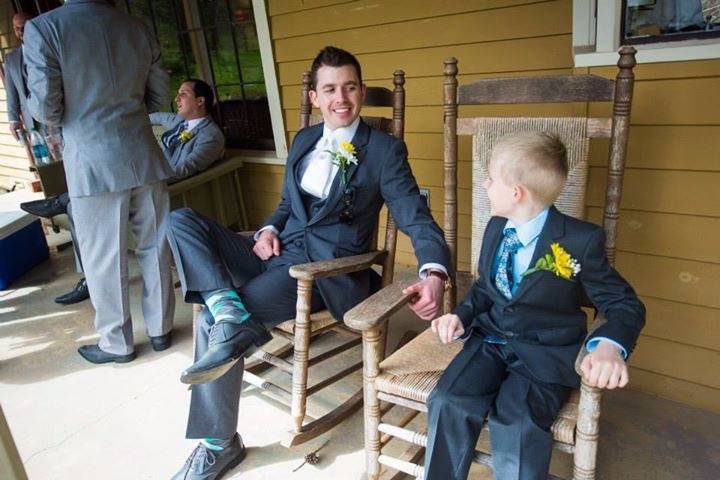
[21,78,225,305]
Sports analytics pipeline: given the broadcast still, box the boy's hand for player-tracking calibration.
[431,314,464,344]
[580,341,629,389]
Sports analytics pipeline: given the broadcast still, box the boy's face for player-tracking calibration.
[484,154,517,217]
[309,65,366,131]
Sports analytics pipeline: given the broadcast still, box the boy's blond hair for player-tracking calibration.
[492,131,568,206]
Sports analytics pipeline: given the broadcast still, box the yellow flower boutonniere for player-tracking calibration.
[326,141,358,184]
[522,242,581,281]
[179,130,194,143]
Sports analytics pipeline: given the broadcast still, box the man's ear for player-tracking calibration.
[360,83,367,102]
[309,89,319,108]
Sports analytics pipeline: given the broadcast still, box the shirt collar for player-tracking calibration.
[504,207,549,247]
[186,117,206,131]
[322,117,360,146]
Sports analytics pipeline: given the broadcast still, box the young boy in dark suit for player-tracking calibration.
[424,131,645,480]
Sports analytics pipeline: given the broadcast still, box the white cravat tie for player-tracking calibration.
[300,135,337,198]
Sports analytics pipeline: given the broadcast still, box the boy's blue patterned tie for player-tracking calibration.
[495,228,523,299]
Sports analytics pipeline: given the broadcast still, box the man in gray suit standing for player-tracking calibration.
[23,0,175,364]
[21,78,226,308]
[4,13,37,141]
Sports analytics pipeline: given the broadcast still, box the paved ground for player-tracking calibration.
[1,242,719,479]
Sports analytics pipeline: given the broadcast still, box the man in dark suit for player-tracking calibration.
[425,132,645,480]
[166,46,450,480]
[5,13,36,142]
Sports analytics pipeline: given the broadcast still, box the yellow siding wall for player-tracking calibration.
[0,0,33,191]
[242,0,720,412]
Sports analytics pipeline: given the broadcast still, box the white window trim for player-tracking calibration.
[252,0,287,162]
[573,0,720,67]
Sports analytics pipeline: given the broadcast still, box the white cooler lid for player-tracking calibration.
[0,189,45,240]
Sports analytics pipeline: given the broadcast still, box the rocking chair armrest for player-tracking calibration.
[289,250,387,281]
[344,279,417,331]
[574,312,609,376]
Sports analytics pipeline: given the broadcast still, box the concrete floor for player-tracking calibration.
[1,240,719,480]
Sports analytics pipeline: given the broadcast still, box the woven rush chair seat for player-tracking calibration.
[375,328,579,445]
[274,310,338,335]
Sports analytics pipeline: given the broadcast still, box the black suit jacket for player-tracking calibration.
[454,206,645,387]
[264,119,450,320]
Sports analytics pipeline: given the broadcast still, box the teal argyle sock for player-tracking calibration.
[200,288,251,325]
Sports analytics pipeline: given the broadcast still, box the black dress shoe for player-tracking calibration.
[55,278,90,305]
[78,344,135,364]
[180,318,272,384]
[171,433,246,480]
[150,332,172,352]
[20,195,67,218]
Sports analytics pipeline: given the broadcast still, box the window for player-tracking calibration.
[573,0,720,67]
[622,0,720,45]
[121,0,284,153]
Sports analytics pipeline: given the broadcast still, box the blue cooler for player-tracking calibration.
[0,192,50,290]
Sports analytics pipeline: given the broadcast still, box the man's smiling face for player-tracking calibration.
[309,65,366,131]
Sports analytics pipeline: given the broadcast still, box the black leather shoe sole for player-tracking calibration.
[20,197,66,218]
[78,345,136,364]
[180,329,272,385]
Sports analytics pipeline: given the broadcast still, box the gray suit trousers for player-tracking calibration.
[166,208,325,438]
[71,182,174,355]
[424,335,570,480]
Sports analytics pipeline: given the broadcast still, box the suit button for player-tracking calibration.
[506,307,515,314]
[294,239,303,248]
[505,331,515,338]
[305,227,312,233]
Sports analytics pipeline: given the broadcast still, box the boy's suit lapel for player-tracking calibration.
[308,119,369,226]
[509,205,565,304]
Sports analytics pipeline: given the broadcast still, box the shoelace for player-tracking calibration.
[186,444,217,473]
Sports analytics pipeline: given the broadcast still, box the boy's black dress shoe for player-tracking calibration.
[78,345,135,364]
[171,433,246,480]
[180,318,272,384]
[20,195,67,218]
[55,278,90,305]
[150,332,172,352]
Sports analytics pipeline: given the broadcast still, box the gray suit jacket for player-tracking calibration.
[4,48,34,129]
[23,0,173,197]
[150,112,225,179]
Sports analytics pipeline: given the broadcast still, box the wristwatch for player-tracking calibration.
[427,270,453,292]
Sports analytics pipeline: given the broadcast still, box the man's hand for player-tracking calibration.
[580,341,629,389]
[402,273,444,320]
[252,229,281,260]
[431,314,464,344]
[9,122,22,141]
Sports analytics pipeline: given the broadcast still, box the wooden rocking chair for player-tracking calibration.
[345,46,637,479]
[193,69,407,447]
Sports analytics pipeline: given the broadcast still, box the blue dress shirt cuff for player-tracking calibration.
[586,337,628,359]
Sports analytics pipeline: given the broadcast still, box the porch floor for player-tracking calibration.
[1,239,718,480]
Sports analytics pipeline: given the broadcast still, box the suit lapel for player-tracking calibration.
[288,126,323,224]
[174,117,210,157]
[308,119,369,226]
[509,205,565,304]
[482,218,505,292]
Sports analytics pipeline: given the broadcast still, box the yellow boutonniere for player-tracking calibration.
[326,141,358,184]
[179,130,194,143]
[522,242,581,280]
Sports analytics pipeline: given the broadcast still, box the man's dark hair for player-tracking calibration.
[309,46,362,90]
[185,78,215,112]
